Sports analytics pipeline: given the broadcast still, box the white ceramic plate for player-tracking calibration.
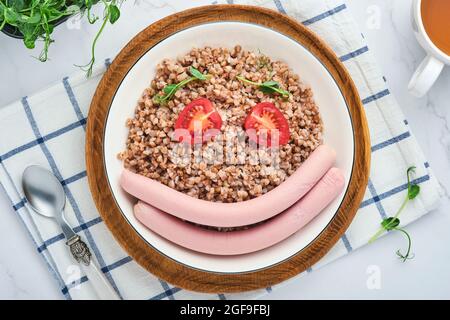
[104,22,354,273]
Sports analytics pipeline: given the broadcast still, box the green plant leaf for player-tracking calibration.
[237,75,290,97]
[109,5,120,24]
[23,36,36,49]
[153,68,210,105]
[12,0,26,11]
[163,84,178,95]
[4,8,19,24]
[84,0,96,9]
[259,85,277,94]
[381,217,400,231]
[408,184,420,200]
[189,67,207,81]
[406,166,420,199]
[261,80,279,87]
[22,13,41,24]
[259,85,274,91]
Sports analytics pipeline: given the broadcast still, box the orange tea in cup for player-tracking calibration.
[421,0,450,56]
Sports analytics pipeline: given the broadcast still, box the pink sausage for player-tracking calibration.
[134,167,345,255]
[121,144,336,227]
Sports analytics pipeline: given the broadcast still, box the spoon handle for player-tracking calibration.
[80,261,121,300]
[56,214,77,241]
[66,235,120,300]
[67,235,91,265]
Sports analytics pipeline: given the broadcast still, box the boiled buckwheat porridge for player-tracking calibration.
[118,45,323,203]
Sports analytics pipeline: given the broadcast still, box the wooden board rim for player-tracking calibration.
[86,4,371,293]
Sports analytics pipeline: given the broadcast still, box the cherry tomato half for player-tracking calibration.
[244,102,290,147]
[174,98,222,144]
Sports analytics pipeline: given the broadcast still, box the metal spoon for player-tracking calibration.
[22,165,120,300]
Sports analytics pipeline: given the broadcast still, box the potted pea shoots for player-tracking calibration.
[0,0,122,76]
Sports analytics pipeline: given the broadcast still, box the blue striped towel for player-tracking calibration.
[0,0,442,299]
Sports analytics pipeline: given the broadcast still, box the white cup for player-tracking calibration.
[408,0,450,97]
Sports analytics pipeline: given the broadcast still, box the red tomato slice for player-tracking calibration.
[174,98,222,144]
[244,102,290,147]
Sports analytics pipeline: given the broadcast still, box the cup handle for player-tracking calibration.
[408,55,444,97]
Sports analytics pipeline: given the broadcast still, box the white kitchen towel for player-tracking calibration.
[0,0,442,300]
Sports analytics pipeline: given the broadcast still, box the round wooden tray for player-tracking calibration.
[86,4,370,293]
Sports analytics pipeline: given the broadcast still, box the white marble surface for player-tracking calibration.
[1,0,449,299]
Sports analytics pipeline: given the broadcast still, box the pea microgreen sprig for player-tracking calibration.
[0,0,122,77]
[236,76,290,98]
[153,66,211,105]
[77,0,121,77]
[369,166,420,262]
